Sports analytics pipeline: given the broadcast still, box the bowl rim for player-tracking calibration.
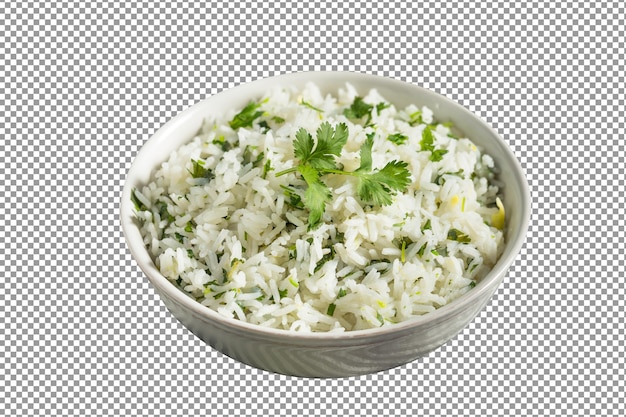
[120,70,531,342]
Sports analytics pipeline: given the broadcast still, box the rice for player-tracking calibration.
[132,82,505,332]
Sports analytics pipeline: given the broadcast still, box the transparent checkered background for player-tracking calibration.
[2,0,624,415]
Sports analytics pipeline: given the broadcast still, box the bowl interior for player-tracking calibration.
[120,71,530,340]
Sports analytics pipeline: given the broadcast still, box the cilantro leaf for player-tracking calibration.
[356,160,411,206]
[293,122,348,171]
[376,102,390,113]
[327,303,337,316]
[447,228,471,243]
[344,97,389,126]
[298,164,331,230]
[355,137,411,205]
[387,133,408,145]
[311,121,348,169]
[420,126,435,152]
[131,188,148,211]
[344,96,373,119]
[429,149,448,162]
[188,159,214,179]
[357,135,374,173]
[229,101,264,129]
[409,109,423,126]
[293,127,315,163]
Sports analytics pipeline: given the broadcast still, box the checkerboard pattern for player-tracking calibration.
[2,0,625,415]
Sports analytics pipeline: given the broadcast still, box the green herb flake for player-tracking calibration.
[417,242,428,257]
[344,97,388,126]
[468,281,477,288]
[393,236,413,263]
[278,288,288,299]
[300,99,324,113]
[401,239,407,263]
[376,312,385,326]
[271,115,286,124]
[420,126,435,152]
[409,110,423,126]
[155,200,175,224]
[262,158,273,179]
[184,221,194,233]
[421,218,432,232]
[229,101,264,130]
[338,288,347,298]
[429,149,448,162]
[344,96,373,120]
[376,102,390,113]
[387,133,408,145]
[258,120,271,133]
[130,188,148,211]
[288,277,299,288]
[314,246,336,272]
[288,244,297,260]
[188,159,214,180]
[327,303,337,316]
[435,169,465,185]
[447,228,472,243]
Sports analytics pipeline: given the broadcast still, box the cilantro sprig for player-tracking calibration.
[276,122,411,230]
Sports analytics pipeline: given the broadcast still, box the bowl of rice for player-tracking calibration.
[121,71,530,377]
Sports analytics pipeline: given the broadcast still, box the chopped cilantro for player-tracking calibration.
[344,97,388,126]
[314,246,336,272]
[300,99,324,113]
[326,303,336,316]
[387,133,408,145]
[420,126,435,152]
[262,158,273,179]
[447,228,471,243]
[258,120,270,133]
[343,96,373,120]
[280,184,305,210]
[229,101,264,130]
[429,149,448,162]
[212,135,233,152]
[155,200,175,223]
[417,242,427,257]
[409,109,423,126]
[189,159,214,180]
[131,188,148,211]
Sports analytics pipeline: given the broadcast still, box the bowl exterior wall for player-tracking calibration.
[153,271,505,377]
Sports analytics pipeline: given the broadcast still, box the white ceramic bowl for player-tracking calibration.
[121,72,530,377]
